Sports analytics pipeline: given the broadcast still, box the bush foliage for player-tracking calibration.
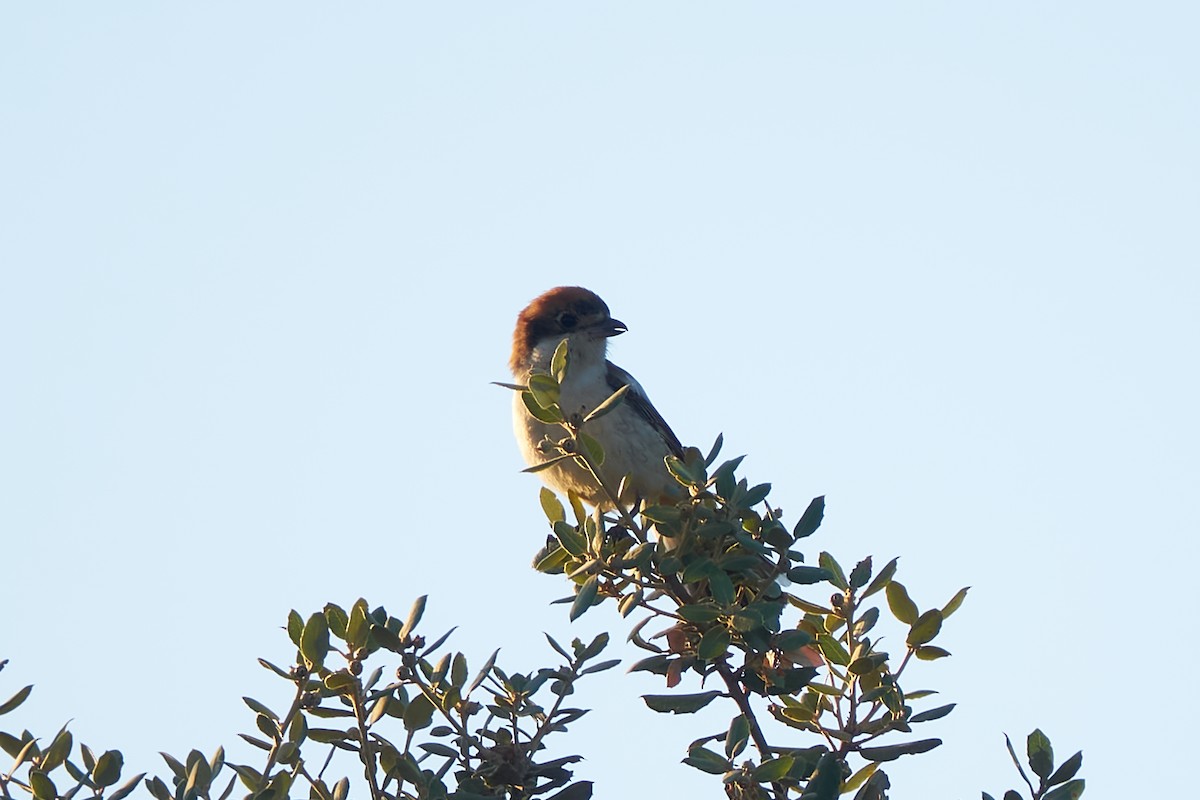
[0,340,1082,799]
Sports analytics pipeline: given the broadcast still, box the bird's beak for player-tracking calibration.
[604,318,628,337]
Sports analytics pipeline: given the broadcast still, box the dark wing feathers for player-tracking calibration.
[605,360,685,458]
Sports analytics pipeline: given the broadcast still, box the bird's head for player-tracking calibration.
[510,286,626,377]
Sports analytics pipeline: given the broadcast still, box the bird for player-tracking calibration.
[509,286,685,510]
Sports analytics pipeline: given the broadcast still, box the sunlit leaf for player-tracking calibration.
[400,595,427,640]
[885,582,919,625]
[818,552,848,590]
[752,756,794,782]
[915,645,951,661]
[862,557,898,599]
[942,586,970,618]
[906,609,943,646]
[539,488,565,524]
[583,384,628,424]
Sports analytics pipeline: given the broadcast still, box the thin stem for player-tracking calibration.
[257,679,307,787]
[349,684,384,800]
[713,661,785,800]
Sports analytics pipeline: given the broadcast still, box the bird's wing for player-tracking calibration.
[605,360,686,458]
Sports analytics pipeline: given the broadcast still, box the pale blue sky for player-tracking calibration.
[2,4,1197,798]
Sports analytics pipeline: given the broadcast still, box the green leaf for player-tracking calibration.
[775,629,813,651]
[665,455,704,487]
[107,772,146,800]
[741,482,771,508]
[708,570,735,605]
[752,756,794,782]
[704,433,724,467]
[578,432,605,466]
[551,338,570,382]
[371,623,404,652]
[527,373,561,409]
[909,703,956,723]
[570,575,600,621]
[554,520,588,556]
[725,714,750,758]
[816,634,850,666]
[848,653,888,675]
[347,598,370,651]
[10,737,38,769]
[300,612,331,670]
[804,752,843,799]
[324,670,357,693]
[469,648,500,694]
[793,495,825,539]
[853,606,881,637]
[579,658,621,676]
[906,609,943,647]
[521,390,564,423]
[849,557,873,590]
[451,652,469,688]
[523,453,575,473]
[698,627,731,662]
[1004,734,1033,789]
[915,645,951,660]
[851,770,890,800]
[539,488,565,524]
[862,557,898,599]
[642,691,722,714]
[678,603,722,623]
[400,595,427,640]
[0,685,33,715]
[641,504,683,524]
[1048,751,1083,786]
[324,603,349,639]
[286,610,303,648]
[818,552,848,590]
[787,566,833,585]
[841,762,879,793]
[306,728,350,744]
[858,738,941,762]
[1043,779,1085,800]
[40,727,72,772]
[682,745,731,775]
[1027,728,1054,780]
[942,586,970,618]
[243,696,277,720]
[583,383,628,423]
[29,770,56,800]
[403,693,436,731]
[93,750,124,787]
[885,582,919,625]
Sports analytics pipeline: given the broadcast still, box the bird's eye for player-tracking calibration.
[557,312,578,330]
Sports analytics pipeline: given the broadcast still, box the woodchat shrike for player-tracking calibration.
[510,286,684,509]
